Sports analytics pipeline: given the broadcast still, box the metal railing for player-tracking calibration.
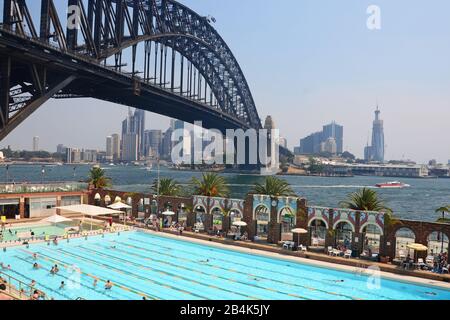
[0,270,48,300]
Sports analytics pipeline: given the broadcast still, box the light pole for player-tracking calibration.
[5,165,9,182]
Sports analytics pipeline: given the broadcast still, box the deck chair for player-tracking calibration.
[398,250,406,260]
[344,250,352,259]
[417,258,427,270]
[327,246,333,256]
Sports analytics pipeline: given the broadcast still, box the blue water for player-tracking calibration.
[0,231,449,300]
[1,164,450,221]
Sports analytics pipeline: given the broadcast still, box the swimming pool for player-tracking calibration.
[0,231,449,300]
[0,222,101,242]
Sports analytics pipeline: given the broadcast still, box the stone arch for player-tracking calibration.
[333,219,356,232]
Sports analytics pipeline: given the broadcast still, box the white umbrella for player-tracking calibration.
[291,228,308,249]
[232,221,247,227]
[162,210,176,216]
[108,202,132,210]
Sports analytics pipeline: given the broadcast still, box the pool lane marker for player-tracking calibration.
[19,248,157,300]
[65,245,266,301]
[112,238,357,300]
[127,235,378,300]
[84,241,311,301]
[13,254,119,300]
[38,246,211,301]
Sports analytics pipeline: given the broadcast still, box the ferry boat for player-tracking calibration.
[375,181,410,189]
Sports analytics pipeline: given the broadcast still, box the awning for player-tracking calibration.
[55,204,122,216]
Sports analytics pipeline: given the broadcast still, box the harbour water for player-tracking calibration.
[0,164,449,222]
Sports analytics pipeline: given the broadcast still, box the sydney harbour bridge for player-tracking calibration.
[0,0,264,143]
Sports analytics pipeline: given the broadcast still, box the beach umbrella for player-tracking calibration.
[291,228,308,248]
[162,210,176,216]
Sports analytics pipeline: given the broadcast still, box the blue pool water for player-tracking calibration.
[0,231,449,300]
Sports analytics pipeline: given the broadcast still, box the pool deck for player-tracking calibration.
[152,228,450,290]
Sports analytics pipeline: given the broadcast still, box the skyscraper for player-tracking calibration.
[32,136,39,152]
[111,134,121,161]
[322,122,343,154]
[365,106,385,162]
[143,130,162,158]
[106,136,113,161]
[121,108,145,161]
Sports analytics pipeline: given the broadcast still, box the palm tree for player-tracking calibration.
[191,173,229,197]
[340,188,391,213]
[88,167,111,189]
[435,206,450,222]
[251,176,295,197]
[152,178,180,196]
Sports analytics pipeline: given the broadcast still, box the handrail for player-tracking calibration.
[0,270,49,300]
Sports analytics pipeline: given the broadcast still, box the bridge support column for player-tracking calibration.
[0,56,11,131]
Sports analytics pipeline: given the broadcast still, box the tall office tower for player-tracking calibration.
[106,136,113,161]
[65,148,73,164]
[122,133,139,162]
[111,134,121,161]
[365,107,385,162]
[143,130,162,158]
[56,144,66,154]
[121,108,146,161]
[300,131,323,154]
[264,116,275,130]
[322,121,344,154]
[371,107,385,162]
[32,136,39,152]
[161,127,174,159]
[169,119,176,131]
[134,109,146,158]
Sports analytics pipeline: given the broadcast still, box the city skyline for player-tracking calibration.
[1,0,450,163]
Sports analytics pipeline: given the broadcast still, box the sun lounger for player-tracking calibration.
[299,245,307,252]
[327,246,333,256]
[344,250,352,259]
[443,265,449,274]
[398,250,406,260]
[332,249,341,256]
[417,258,427,270]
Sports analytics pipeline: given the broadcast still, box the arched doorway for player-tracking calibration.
[427,231,449,256]
[308,219,327,247]
[362,224,383,255]
[395,228,415,259]
[279,207,296,241]
[335,221,353,249]
[211,207,224,232]
[177,204,187,227]
[194,205,206,231]
[254,205,270,240]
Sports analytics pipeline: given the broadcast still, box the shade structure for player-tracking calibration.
[407,243,428,251]
[162,210,176,216]
[114,196,122,203]
[108,202,132,210]
[56,204,122,216]
[55,204,122,231]
[291,228,308,234]
[232,221,247,227]
[41,214,72,224]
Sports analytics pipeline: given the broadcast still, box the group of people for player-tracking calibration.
[431,252,448,274]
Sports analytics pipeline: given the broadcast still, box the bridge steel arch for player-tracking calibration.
[0,0,262,140]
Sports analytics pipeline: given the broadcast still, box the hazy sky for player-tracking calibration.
[2,0,450,163]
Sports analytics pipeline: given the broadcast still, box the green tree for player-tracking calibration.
[191,173,229,197]
[308,157,324,174]
[251,176,295,197]
[340,188,392,213]
[88,167,111,189]
[152,178,180,196]
[435,206,450,223]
